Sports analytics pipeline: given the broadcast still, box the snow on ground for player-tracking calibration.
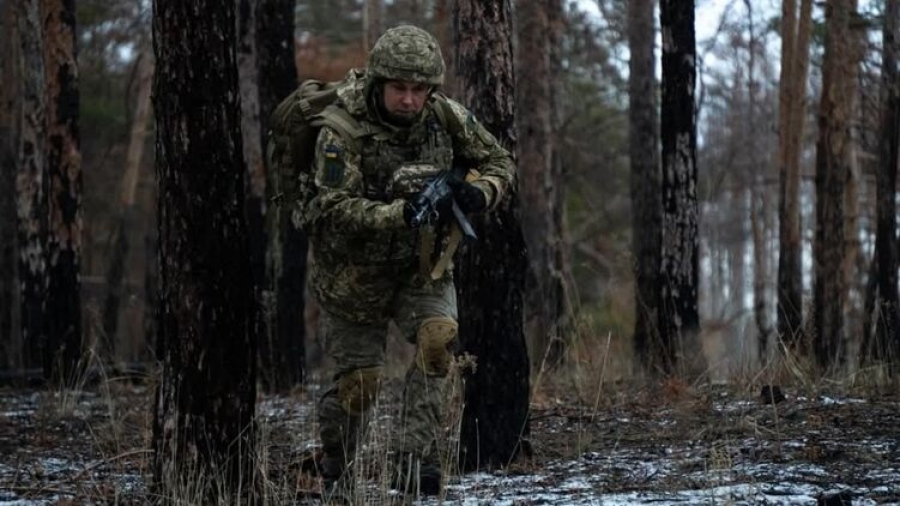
[2,384,899,505]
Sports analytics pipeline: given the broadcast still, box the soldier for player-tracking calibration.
[304,24,515,499]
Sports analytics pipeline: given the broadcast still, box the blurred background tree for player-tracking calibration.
[1,0,897,385]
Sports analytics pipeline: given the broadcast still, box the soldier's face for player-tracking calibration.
[382,80,430,119]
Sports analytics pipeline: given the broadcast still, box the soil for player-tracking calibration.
[1,377,899,505]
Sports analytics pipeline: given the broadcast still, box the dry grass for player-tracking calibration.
[3,320,900,504]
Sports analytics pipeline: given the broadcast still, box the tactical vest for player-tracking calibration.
[359,110,455,202]
[319,103,457,267]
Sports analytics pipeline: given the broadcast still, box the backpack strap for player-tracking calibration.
[430,93,464,139]
[314,105,374,153]
[314,96,460,154]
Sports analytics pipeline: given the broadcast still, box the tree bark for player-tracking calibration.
[15,0,48,373]
[743,0,773,362]
[864,0,900,370]
[40,0,83,384]
[813,0,859,370]
[363,0,382,52]
[0,0,22,370]
[516,0,568,368]
[257,0,306,391]
[659,0,702,376]
[842,144,861,357]
[453,0,530,471]
[237,0,275,391]
[628,0,662,374]
[103,48,153,361]
[151,0,257,500]
[776,0,812,349]
[434,0,457,97]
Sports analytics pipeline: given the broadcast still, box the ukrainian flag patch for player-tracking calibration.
[323,145,344,185]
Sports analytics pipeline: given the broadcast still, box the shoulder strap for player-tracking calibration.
[315,97,461,152]
[314,105,375,153]
[431,94,464,138]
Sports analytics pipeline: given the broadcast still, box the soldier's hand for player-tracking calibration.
[447,178,487,214]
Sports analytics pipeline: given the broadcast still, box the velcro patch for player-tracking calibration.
[323,144,344,185]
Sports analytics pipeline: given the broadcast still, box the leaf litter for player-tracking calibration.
[2,380,899,505]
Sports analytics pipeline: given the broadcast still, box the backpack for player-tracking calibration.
[266,73,462,221]
[266,78,358,211]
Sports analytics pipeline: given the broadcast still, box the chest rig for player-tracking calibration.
[353,106,458,276]
[357,109,455,202]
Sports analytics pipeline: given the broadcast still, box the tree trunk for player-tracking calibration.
[15,0,48,373]
[628,0,662,374]
[102,49,153,362]
[659,0,702,377]
[151,1,257,501]
[865,0,900,370]
[813,0,859,370]
[434,0,457,98]
[142,203,158,362]
[516,0,568,368]
[1,0,22,370]
[842,145,861,358]
[453,0,530,471]
[40,0,83,384]
[744,0,772,362]
[776,0,812,349]
[751,182,769,361]
[237,0,274,391]
[363,0,382,52]
[257,0,306,391]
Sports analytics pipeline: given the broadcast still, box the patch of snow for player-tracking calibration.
[819,396,866,405]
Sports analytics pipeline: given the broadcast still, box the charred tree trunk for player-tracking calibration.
[103,49,153,361]
[1,0,21,370]
[813,0,859,370]
[237,0,274,390]
[516,0,568,368]
[151,0,257,500]
[864,0,900,370]
[257,0,306,391]
[628,0,662,373]
[659,0,701,376]
[776,0,812,350]
[142,208,158,360]
[40,0,83,384]
[453,0,530,471]
[15,0,48,373]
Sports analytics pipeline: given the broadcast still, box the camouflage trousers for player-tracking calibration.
[317,273,458,468]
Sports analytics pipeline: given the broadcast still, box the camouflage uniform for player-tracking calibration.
[305,25,515,485]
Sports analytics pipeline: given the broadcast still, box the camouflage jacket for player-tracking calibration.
[305,71,515,317]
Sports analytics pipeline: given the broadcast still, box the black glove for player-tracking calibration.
[403,201,417,227]
[447,179,487,214]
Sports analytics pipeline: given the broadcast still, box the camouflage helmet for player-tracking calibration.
[367,25,445,86]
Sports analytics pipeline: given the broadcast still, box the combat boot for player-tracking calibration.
[320,454,354,504]
[391,452,442,496]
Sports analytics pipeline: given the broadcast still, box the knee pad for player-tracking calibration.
[415,316,458,376]
[337,366,382,415]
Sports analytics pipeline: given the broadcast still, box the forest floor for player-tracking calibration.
[1,373,899,505]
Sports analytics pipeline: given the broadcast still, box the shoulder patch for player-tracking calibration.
[323,144,345,185]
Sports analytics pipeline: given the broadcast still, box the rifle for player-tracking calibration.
[407,170,478,241]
